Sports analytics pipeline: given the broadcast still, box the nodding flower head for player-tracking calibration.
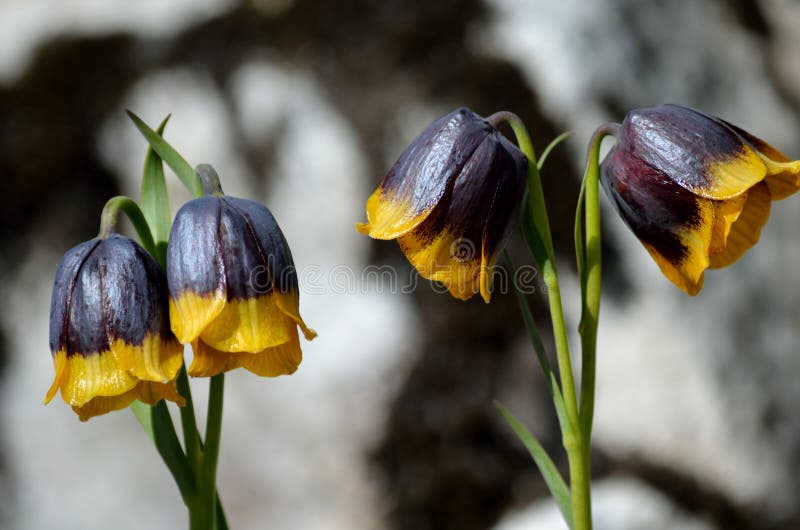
[357,108,527,302]
[600,104,800,295]
[46,234,185,421]
[167,165,316,378]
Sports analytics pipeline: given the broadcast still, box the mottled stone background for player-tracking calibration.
[1,1,799,529]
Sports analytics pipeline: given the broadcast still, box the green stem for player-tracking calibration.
[98,196,156,253]
[577,124,618,438]
[197,374,225,530]
[130,400,196,505]
[176,366,202,478]
[490,112,580,431]
[489,111,590,530]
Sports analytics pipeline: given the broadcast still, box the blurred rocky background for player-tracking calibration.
[1,0,799,529]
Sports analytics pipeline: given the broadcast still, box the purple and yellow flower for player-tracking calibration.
[600,104,800,295]
[45,234,185,421]
[357,107,527,302]
[167,165,316,378]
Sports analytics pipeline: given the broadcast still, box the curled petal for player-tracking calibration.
[709,182,771,268]
[72,381,185,422]
[721,119,800,200]
[276,291,317,341]
[190,328,302,378]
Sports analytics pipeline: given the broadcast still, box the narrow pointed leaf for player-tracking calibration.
[127,110,203,198]
[130,400,195,506]
[504,251,567,412]
[495,402,573,529]
[537,131,573,171]
[141,115,172,266]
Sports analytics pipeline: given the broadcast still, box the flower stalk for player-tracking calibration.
[489,111,585,527]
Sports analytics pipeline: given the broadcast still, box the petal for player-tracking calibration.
[189,340,241,377]
[169,291,226,345]
[72,388,140,422]
[167,197,227,341]
[112,334,184,383]
[709,182,771,268]
[49,239,100,356]
[135,381,186,407]
[65,246,109,358]
[624,105,767,200]
[44,349,68,404]
[601,144,714,295]
[359,108,493,239]
[721,119,800,200]
[198,294,294,352]
[53,349,139,408]
[275,291,317,341]
[235,326,303,377]
[221,197,298,294]
[709,193,747,255]
[480,136,527,302]
[100,235,176,345]
[72,381,185,422]
[397,133,508,301]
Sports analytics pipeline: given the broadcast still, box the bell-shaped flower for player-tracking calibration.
[46,234,185,421]
[167,165,316,377]
[357,107,527,302]
[600,104,800,295]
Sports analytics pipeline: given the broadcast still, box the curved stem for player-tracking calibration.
[491,112,580,433]
[98,196,156,254]
[577,123,619,438]
[196,164,225,197]
[492,111,588,529]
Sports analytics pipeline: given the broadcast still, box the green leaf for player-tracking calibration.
[549,372,571,437]
[495,402,573,529]
[537,131,573,171]
[503,251,566,407]
[126,110,203,198]
[141,116,172,267]
[130,400,155,440]
[130,401,195,506]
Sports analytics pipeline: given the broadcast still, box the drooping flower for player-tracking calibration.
[167,165,316,378]
[600,104,800,295]
[357,107,527,302]
[46,234,185,421]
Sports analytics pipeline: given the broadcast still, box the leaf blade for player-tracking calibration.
[495,401,573,529]
[127,110,203,198]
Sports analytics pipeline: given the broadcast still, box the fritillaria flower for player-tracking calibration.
[45,234,185,421]
[600,104,800,295]
[167,165,316,377]
[357,107,527,302]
